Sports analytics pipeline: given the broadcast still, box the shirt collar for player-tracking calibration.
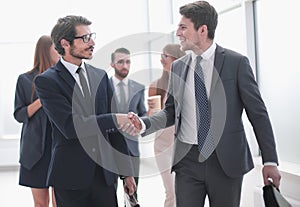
[112,76,129,86]
[191,42,216,62]
[60,57,86,75]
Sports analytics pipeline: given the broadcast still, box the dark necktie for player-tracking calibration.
[194,56,211,155]
[118,81,127,113]
[76,67,92,111]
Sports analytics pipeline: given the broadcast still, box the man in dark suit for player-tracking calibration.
[34,15,136,207]
[130,1,281,207]
[109,47,147,202]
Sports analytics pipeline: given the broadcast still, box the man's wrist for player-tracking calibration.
[139,117,146,133]
[264,162,278,166]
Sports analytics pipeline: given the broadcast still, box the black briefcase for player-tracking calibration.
[263,181,292,207]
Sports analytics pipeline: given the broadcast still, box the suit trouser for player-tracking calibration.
[54,166,118,207]
[173,143,243,207]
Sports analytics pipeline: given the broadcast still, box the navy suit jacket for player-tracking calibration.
[109,78,147,156]
[34,61,129,189]
[14,69,50,170]
[142,44,278,178]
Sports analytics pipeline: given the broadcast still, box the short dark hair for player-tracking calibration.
[51,15,92,55]
[111,47,130,63]
[179,1,218,40]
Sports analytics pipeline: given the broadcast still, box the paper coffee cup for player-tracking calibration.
[147,95,161,111]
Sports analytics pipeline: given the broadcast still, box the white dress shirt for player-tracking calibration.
[60,58,90,94]
[177,43,216,145]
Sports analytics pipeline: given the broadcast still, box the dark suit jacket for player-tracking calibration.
[14,68,50,170]
[142,44,278,178]
[110,78,147,156]
[34,61,129,189]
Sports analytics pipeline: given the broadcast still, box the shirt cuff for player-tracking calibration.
[139,117,146,134]
[264,162,278,166]
[129,112,146,134]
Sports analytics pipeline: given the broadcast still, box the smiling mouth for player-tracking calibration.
[88,46,94,52]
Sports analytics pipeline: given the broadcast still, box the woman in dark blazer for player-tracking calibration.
[14,35,60,207]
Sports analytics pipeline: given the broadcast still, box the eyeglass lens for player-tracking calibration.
[83,33,96,42]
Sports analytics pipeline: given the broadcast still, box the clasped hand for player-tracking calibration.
[115,112,142,136]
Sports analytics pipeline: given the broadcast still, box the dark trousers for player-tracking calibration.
[173,143,243,207]
[54,166,118,207]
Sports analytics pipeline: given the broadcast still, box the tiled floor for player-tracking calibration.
[1,163,262,207]
[0,140,259,207]
[0,166,166,207]
[0,138,169,207]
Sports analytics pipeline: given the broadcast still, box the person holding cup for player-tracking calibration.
[147,44,186,207]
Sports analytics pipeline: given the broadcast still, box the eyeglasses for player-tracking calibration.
[161,54,174,59]
[115,59,131,65]
[73,33,96,43]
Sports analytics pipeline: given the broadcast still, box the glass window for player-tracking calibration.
[255,0,300,164]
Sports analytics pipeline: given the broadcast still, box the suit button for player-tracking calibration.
[112,128,115,132]
[92,148,96,152]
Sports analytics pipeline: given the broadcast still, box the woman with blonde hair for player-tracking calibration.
[14,35,60,207]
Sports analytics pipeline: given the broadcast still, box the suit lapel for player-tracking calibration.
[85,64,99,100]
[56,61,76,90]
[210,45,225,96]
[128,79,138,107]
[56,60,84,102]
[56,61,92,114]
[177,55,192,109]
[109,77,119,113]
[128,79,134,100]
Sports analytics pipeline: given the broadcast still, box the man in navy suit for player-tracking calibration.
[129,1,281,207]
[34,15,136,207]
[109,47,147,202]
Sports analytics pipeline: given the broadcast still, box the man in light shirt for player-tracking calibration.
[129,1,281,207]
[109,48,147,204]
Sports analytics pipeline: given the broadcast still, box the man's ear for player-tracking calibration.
[198,25,208,35]
[61,39,69,48]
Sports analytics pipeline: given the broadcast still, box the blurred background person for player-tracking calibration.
[13,35,60,207]
[147,44,186,207]
[109,47,147,204]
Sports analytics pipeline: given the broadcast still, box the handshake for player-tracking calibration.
[115,112,143,136]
